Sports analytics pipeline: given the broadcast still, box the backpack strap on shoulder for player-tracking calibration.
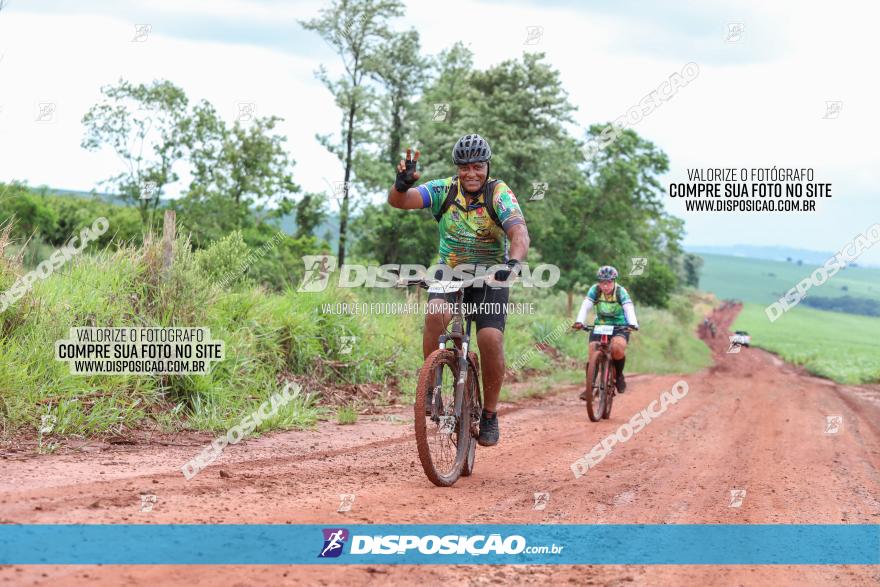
[484,179,502,229]
[434,178,503,230]
[434,180,459,222]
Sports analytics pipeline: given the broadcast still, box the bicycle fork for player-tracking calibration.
[433,320,469,422]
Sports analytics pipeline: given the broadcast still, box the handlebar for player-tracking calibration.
[395,276,483,291]
[571,324,639,332]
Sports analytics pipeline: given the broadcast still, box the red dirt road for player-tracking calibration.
[2,304,879,585]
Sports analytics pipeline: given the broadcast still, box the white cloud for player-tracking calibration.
[0,1,877,262]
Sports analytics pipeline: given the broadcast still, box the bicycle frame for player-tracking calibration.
[433,288,473,421]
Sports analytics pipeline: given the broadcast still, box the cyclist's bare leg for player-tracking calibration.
[610,336,627,361]
[423,298,452,359]
[476,327,504,412]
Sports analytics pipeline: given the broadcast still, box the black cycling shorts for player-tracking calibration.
[426,268,510,332]
[589,325,630,343]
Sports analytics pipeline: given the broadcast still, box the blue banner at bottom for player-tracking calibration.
[1,525,878,565]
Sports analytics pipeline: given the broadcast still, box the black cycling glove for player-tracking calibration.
[395,158,418,193]
[493,258,521,283]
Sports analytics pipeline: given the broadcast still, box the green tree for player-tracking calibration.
[681,252,703,288]
[81,79,189,226]
[627,261,677,308]
[185,103,299,214]
[295,194,328,239]
[300,0,403,266]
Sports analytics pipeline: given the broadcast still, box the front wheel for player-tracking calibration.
[414,349,471,487]
[585,351,607,422]
[461,358,481,477]
[602,362,615,420]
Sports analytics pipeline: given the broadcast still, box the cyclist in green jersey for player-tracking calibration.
[388,134,531,447]
[573,265,640,396]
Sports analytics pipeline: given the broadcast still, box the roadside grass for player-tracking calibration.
[1,232,717,440]
[733,303,880,384]
[336,403,358,425]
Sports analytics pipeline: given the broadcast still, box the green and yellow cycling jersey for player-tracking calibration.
[417,177,525,268]
[587,284,633,326]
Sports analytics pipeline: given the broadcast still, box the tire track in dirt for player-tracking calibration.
[2,303,879,585]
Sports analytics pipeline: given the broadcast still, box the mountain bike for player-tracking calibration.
[574,324,638,422]
[398,277,483,487]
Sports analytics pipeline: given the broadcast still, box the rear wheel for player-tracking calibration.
[414,349,470,487]
[585,351,607,422]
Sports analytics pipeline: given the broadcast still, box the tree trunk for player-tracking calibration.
[337,99,356,266]
[567,290,573,317]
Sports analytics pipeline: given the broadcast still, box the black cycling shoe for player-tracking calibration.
[578,389,588,401]
[616,373,627,394]
[478,410,499,446]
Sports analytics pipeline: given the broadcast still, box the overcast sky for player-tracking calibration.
[1,0,878,263]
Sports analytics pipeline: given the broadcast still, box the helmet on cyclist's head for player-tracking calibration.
[596,266,618,281]
[452,134,492,165]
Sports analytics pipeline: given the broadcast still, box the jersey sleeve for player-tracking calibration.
[618,286,633,304]
[491,181,525,232]
[586,284,599,301]
[417,177,454,215]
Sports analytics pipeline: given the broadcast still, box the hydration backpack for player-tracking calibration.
[433,179,503,228]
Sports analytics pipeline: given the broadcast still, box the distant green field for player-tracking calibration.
[733,303,880,384]
[697,253,879,384]
[698,253,880,305]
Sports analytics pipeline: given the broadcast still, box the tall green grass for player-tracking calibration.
[1,230,715,439]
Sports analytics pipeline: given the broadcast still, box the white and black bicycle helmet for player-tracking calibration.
[452,134,492,165]
[597,265,619,281]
